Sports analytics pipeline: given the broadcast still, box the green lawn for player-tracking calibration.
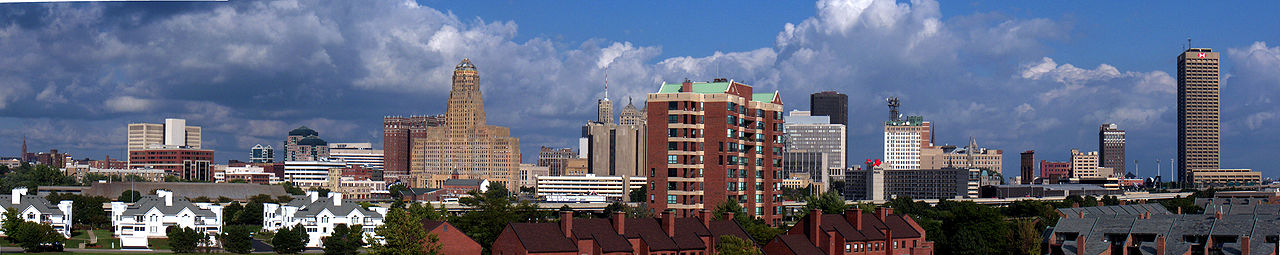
[148,237,171,250]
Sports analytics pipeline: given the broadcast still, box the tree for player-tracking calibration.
[223,202,244,225]
[323,224,365,255]
[802,191,848,213]
[1101,195,1121,206]
[370,207,427,255]
[1,210,21,235]
[713,200,782,245]
[220,225,254,254]
[629,186,646,202]
[235,202,265,226]
[118,190,142,203]
[282,182,305,195]
[407,202,446,221]
[1010,219,1041,255]
[453,182,541,253]
[271,225,308,254]
[8,221,66,252]
[166,226,204,253]
[45,193,112,228]
[388,184,409,201]
[716,235,763,255]
[424,233,443,255]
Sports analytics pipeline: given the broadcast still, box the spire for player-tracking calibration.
[20,135,27,162]
[603,67,610,100]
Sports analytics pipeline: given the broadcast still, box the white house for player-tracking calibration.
[0,188,73,237]
[110,190,223,248]
[263,191,386,247]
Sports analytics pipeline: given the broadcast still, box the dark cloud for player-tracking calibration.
[0,0,1276,178]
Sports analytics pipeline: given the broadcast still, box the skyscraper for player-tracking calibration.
[1069,149,1100,178]
[581,82,646,177]
[250,144,274,163]
[409,59,521,191]
[127,118,202,160]
[1177,48,1220,184]
[1020,151,1035,184]
[382,115,445,182]
[1099,123,1126,177]
[647,78,783,224]
[284,126,329,161]
[883,98,932,170]
[810,91,848,126]
[783,110,846,185]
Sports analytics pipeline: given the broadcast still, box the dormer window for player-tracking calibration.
[321,216,328,223]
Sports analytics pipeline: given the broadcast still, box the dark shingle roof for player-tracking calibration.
[119,195,216,217]
[508,223,576,253]
[442,179,481,187]
[0,195,65,215]
[772,234,825,255]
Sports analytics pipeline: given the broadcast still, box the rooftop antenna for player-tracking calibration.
[886,97,901,121]
[1186,36,1191,50]
[603,66,610,100]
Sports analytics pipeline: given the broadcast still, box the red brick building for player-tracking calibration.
[382,115,445,182]
[493,209,752,255]
[86,155,127,169]
[646,79,785,224]
[763,208,933,255]
[422,220,481,255]
[128,148,214,181]
[1040,160,1071,183]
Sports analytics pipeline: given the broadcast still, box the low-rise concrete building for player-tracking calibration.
[0,188,73,238]
[1189,169,1262,188]
[110,190,223,248]
[536,174,644,202]
[263,191,387,247]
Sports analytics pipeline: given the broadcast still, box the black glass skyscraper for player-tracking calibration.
[810,91,848,126]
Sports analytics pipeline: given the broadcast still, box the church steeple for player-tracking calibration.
[20,135,27,162]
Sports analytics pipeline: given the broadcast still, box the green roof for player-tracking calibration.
[752,93,777,103]
[656,82,731,94]
[656,81,778,103]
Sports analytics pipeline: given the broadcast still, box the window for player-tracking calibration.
[668,102,678,110]
[668,115,679,123]
[669,129,678,137]
[667,195,677,204]
[668,155,678,164]
[669,142,678,150]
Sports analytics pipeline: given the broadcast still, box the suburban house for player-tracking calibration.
[492,209,753,255]
[262,191,387,247]
[110,190,224,248]
[0,187,73,238]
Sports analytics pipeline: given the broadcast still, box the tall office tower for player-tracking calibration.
[537,147,577,176]
[410,59,521,191]
[382,115,445,181]
[783,110,846,184]
[1098,123,1126,177]
[1069,149,1100,178]
[647,78,783,224]
[328,142,384,170]
[284,126,329,161]
[1177,48,1220,184]
[1020,151,1035,184]
[582,86,646,177]
[883,98,932,170]
[597,82,614,124]
[127,118,202,160]
[250,144,274,163]
[810,91,848,126]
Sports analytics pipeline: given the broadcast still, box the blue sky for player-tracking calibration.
[1,0,1278,180]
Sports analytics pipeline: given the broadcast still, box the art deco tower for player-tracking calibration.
[1177,48,1220,184]
[411,59,522,191]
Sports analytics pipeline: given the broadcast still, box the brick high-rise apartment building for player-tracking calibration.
[646,79,783,224]
[382,115,444,181]
[1177,48,1220,184]
[409,59,521,191]
[1098,123,1126,177]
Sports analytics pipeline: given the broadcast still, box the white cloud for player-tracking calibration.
[104,96,153,113]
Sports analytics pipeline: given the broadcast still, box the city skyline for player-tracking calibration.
[2,0,1280,179]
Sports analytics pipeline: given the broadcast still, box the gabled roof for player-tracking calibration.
[771,234,826,255]
[0,195,64,215]
[507,223,576,253]
[118,195,216,217]
[442,179,482,187]
[288,197,380,219]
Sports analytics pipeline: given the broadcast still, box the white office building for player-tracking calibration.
[535,174,644,202]
[283,160,347,187]
[263,191,387,247]
[110,190,223,248]
[0,188,73,237]
[328,143,384,170]
[784,111,847,184]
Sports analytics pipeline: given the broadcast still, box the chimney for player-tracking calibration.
[1120,200,1127,205]
[307,191,319,202]
[826,229,839,255]
[808,209,822,247]
[332,193,343,206]
[722,211,735,221]
[11,187,27,205]
[1214,209,1222,220]
[1072,202,1079,208]
[1077,235,1086,255]
[876,207,892,221]
[681,79,693,92]
[661,209,676,237]
[699,209,711,227]
[846,208,863,230]
[158,190,173,207]
[1078,211,1085,218]
[883,227,894,255]
[1177,207,1182,215]
[1241,236,1250,255]
[612,211,626,235]
[560,209,574,239]
[1156,235,1166,255]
